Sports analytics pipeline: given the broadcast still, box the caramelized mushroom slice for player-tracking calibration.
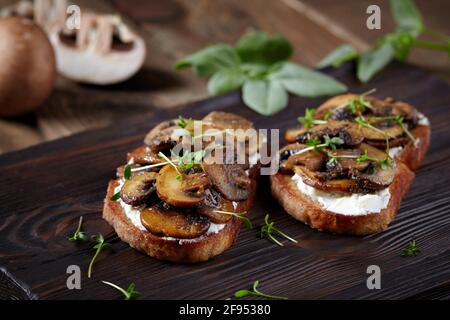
[140,204,210,239]
[156,165,204,208]
[295,121,364,147]
[294,165,361,194]
[294,143,395,194]
[202,160,251,201]
[144,119,187,153]
[360,124,404,140]
[121,172,157,206]
[315,94,356,119]
[279,143,326,172]
[355,143,396,190]
[127,145,162,165]
[197,189,234,223]
[285,128,305,144]
[181,171,211,193]
[325,149,368,174]
[202,111,254,131]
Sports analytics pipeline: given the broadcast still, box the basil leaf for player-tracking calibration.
[207,69,246,95]
[271,62,347,97]
[242,79,288,116]
[357,43,395,82]
[236,31,293,65]
[382,31,414,61]
[317,44,359,68]
[174,44,240,76]
[390,0,424,36]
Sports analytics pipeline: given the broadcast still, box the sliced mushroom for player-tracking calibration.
[353,143,396,190]
[293,142,395,194]
[120,172,157,206]
[156,165,204,208]
[202,158,251,201]
[360,124,404,140]
[295,165,361,194]
[325,149,368,174]
[127,145,162,165]
[202,111,254,131]
[279,143,326,172]
[48,12,146,85]
[295,121,364,147]
[197,189,234,223]
[140,204,210,239]
[181,171,211,193]
[143,119,187,154]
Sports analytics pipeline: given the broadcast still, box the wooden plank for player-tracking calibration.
[0,61,449,299]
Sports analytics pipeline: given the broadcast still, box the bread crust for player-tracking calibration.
[270,162,414,235]
[395,125,430,170]
[103,167,259,263]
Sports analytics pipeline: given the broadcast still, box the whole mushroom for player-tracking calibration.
[0,16,56,117]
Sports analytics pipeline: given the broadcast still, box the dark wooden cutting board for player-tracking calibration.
[1,62,449,300]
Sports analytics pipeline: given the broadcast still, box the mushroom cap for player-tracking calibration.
[0,17,56,117]
[49,14,146,85]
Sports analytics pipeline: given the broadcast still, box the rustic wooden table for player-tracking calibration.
[0,0,449,154]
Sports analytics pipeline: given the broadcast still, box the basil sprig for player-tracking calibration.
[176,32,347,116]
[319,0,449,82]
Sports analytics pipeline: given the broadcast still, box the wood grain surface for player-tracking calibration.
[0,0,449,155]
[0,62,449,300]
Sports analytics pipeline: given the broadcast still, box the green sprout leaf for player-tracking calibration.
[111,191,121,201]
[214,210,252,229]
[260,214,297,247]
[297,108,327,129]
[68,216,87,242]
[401,239,420,257]
[88,234,111,279]
[234,280,288,300]
[124,165,132,180]
[102,281,142,300]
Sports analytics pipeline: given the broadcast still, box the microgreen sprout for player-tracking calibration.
[176,115,193,129]
[158,151,184,180]
[171,150,205,171]
[401,239,420,257]
[234,280,288,300]
[338,89,376,113]
[102,281,142,300]
[111,191,121,201]
[297,108,327,129]
[123,164,132,180]
[88,234,112,278]
[260,214,297,247]
[213,210,252,229]
[394,115,416,142]
[68,216,87,242]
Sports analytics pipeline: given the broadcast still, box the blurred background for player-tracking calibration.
[0,0,448,155]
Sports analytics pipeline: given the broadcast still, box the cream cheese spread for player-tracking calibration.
[291,174,391,216]
[114,180,226,243]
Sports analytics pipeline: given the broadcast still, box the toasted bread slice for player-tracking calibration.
[270,162,414,235]
[103,168,259,263]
